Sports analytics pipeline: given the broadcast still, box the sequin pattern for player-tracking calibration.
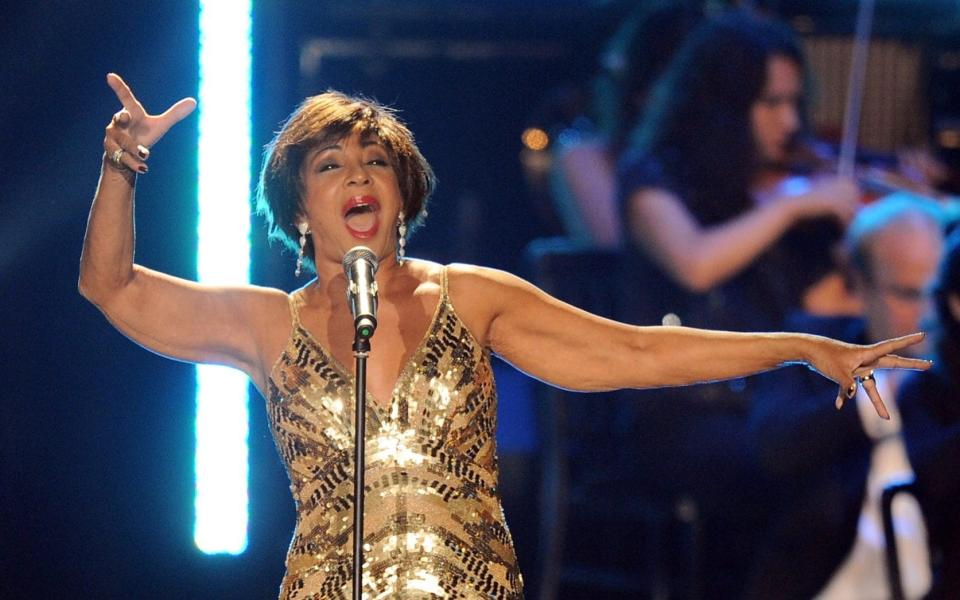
[266,267,523,599]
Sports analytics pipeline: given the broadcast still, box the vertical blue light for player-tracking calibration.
[195,0,252,555]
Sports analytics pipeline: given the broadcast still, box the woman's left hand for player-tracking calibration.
[806,332,932,419]
[104,73,196,172]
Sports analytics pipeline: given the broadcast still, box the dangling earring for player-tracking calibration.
[295,222,309,277]
[397,210,407,260]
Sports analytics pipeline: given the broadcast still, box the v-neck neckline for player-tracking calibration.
[292,278,447,412]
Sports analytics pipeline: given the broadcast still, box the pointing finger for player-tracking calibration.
[860,375,890,420]
[159,97,197,128]
[835,388,846,410]
[106,73,145,118]
[145,97,197,142]
[836,378,857,410]
[870,332,925,358]
[873,355,934,371]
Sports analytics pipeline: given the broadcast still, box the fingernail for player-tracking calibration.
[835,396,843,410]
[137,145,149,159]
[138,164,148,174]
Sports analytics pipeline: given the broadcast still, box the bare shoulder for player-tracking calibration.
[401,258,445,291]
[242,283,294,331]
[240,284,297,385]
[629,185,685,211]
[446,262,522,289]
[386,259,444,309]
[398,259,516,297]
[446,263,531,347]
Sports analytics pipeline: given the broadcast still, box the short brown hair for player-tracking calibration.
[257,91,436,271]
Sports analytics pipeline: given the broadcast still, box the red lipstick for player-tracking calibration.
[342,195,381,239]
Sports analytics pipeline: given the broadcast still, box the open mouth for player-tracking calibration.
[342,196,381,238]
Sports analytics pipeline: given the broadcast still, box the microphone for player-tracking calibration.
[342,246,379,340]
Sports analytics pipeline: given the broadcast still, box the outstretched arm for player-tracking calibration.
[451,264,929,418]
[79,74,286,389]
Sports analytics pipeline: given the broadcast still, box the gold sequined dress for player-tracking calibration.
[265,267,524,599]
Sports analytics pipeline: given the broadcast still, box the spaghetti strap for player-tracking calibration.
[288,289,306,329]
[264,290,306,388]
[440,265,449,304]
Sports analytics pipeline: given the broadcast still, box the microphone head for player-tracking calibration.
[342,246,379,277]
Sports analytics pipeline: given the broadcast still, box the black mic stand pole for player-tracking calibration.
[352,331,370,600]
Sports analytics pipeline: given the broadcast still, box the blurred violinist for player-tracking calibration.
[619,9,862,333]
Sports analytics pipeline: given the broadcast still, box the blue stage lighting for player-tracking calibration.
[194,0,252,555]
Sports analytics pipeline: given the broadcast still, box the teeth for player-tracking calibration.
[345,204,373,217]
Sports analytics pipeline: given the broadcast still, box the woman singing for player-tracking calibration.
[80,73,928,599]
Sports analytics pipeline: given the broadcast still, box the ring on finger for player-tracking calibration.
[858,370,876,384]
[846,381,858,399]
[111,147,126,169]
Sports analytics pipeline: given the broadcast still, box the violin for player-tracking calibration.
[793,139,951,202]
[751,0,953,207]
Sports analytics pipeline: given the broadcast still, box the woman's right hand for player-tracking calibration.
[786,175,861,225]
[103,73,196,173]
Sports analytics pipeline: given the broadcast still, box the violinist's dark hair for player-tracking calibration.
[592,2,703,154]
[626,9,808,225]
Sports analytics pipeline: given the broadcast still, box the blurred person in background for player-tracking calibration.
[546,1,703,249]
[899,225,960,598]
[614,10,861,595]
[747,194,945,600]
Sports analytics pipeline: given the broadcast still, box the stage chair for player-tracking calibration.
[526,238,701,600]
[881,479,921,600]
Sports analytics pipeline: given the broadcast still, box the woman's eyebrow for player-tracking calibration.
[316,142,342,153]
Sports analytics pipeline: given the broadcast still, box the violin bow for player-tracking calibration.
[838,0,876,179]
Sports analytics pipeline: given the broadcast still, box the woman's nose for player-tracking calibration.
[346,164,370,185]
[782,105,800,134]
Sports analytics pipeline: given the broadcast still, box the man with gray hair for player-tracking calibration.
[846,193,944,355]
[745,193,944,600]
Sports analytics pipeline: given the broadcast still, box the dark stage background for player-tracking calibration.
[4,1,960,598]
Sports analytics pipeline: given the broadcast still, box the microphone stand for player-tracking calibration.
[352,332,370,600]
[342,245,378,599]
